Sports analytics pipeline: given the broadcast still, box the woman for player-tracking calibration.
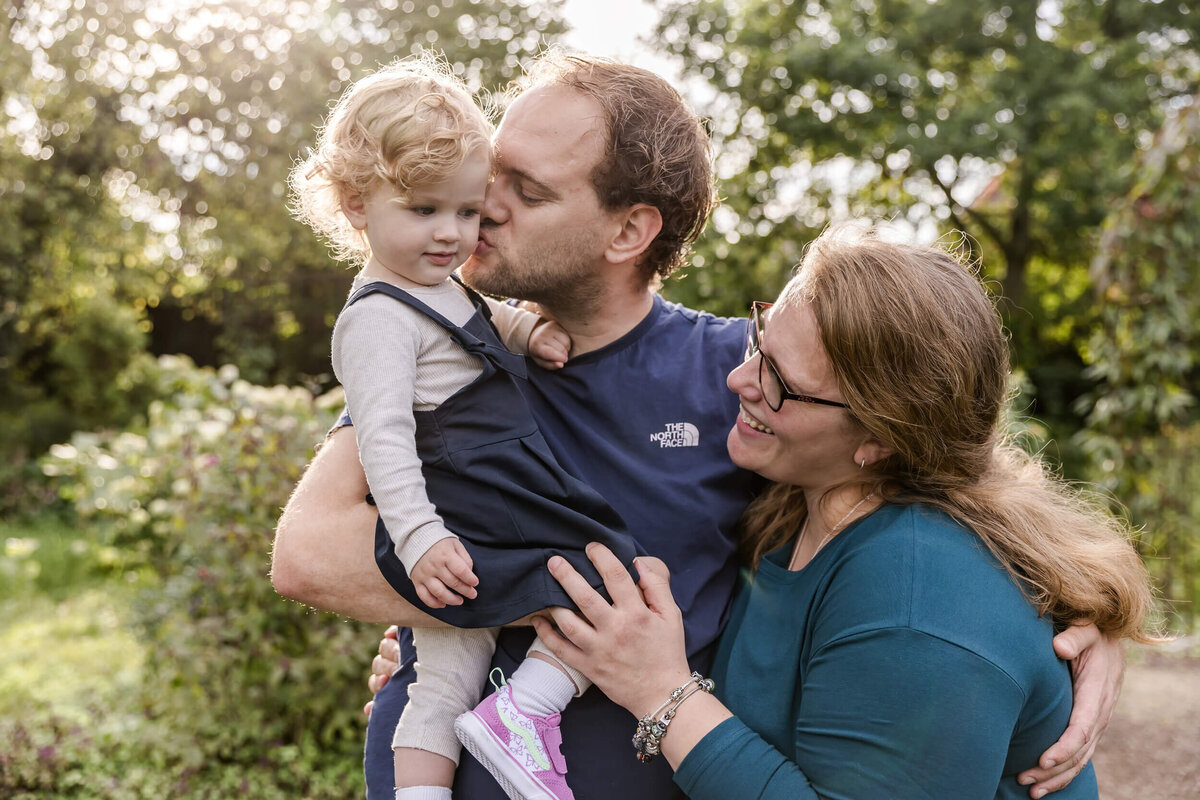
[530,227,1158,799]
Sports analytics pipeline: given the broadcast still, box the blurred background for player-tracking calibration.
[1,0,1197,796]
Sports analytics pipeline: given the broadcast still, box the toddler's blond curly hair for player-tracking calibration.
[290,53,492,265]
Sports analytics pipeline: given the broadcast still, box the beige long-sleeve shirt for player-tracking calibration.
[331,273,539,572]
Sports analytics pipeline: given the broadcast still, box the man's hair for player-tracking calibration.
[289,52,492,265]
[523,51,714,281]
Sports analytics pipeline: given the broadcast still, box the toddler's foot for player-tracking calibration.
[454,677,574,800]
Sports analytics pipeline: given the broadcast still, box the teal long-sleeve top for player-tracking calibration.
[673,503,1098,800]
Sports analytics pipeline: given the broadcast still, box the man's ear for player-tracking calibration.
[604,204,663,265]
[341,193,368,231]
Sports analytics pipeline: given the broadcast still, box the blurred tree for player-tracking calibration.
[1,0,162,466]
[1,0,565,475]
[1078,97,1200,626]
[656,0,1199,427]
[123,0,567,384]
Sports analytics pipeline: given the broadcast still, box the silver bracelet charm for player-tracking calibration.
[632,672,716,763]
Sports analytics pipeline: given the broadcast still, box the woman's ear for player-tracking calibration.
[604,204,663,265]
[855,440,895,470]
[341,193,368,231]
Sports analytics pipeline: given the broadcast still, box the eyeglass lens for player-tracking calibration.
[747,303,785,412]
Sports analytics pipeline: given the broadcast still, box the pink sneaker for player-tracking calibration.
[454,676,574,800]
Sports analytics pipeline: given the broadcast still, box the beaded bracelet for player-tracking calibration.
[632,672,716,763]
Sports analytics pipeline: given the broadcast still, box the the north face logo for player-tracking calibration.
[650,422,700,447]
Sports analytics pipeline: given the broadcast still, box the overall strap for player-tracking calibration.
[345,280,490,354]
[449,272,494,323]
[443,275,533,380]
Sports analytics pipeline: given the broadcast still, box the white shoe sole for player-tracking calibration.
[454,710,565,800]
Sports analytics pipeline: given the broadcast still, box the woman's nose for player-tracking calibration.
[727,353,762,400]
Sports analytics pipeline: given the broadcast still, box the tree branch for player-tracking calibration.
[926,166,1008,250]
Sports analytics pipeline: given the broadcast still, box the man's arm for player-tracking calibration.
[270,425,446,626]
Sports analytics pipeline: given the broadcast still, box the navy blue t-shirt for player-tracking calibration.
[360,295,762,800]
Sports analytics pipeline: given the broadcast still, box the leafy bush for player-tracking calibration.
[0,703,364,799]
[1078,422,1200,633]
[23,355,372,797]
[1074,99,1200,632]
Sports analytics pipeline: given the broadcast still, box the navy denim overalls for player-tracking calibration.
[346,279,641,627]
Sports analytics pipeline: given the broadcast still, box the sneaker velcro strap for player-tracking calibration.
[544,725,568,775]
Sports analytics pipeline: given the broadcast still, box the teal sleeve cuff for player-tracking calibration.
[674,717,817,800]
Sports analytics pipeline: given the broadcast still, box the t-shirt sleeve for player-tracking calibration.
[674,627,1026,800]
[484,297,540,354]
[331,297,456,574]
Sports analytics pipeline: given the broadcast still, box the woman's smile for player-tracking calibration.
[738,406,775,435]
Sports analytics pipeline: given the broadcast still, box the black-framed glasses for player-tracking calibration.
[746,301,850,413]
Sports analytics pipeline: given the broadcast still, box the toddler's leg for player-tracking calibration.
[513,636,591,714]
[394,626,497,798]
[453,635,585,800]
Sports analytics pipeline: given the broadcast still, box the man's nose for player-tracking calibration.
[480,180,508,227]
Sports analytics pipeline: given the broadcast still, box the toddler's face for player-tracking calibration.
[352,150,490,286]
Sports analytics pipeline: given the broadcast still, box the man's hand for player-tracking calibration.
[363,625,402,717]
[1017,623,1124,797]
[409,537,479,608]
[528,319,571,370]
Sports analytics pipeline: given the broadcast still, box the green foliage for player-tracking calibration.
[3,0,567,385]
[0,514,120,602]
[0,703,363,799]
[14,355,374,797]
[0,15,165,488]
[1080,100,1200,438]
[656,0,1199,424]
[0,0,567,498]
[1076,99,1200,627]
[663,221,818,319]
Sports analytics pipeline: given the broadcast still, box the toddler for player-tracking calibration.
[289,54,640,800]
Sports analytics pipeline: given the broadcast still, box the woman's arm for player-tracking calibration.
[534,545,1090,800]
[1019,624,1124,797]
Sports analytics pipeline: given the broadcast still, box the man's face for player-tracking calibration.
[460,85,617,310]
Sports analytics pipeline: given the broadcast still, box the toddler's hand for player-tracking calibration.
[529,319,571,370]
[410,537,479,608]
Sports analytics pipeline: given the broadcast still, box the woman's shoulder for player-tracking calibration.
[845,502,1001,570]
[836,502,979,571]
[829,503,1058,668]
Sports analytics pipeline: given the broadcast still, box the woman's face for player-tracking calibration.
[726,297,864,489]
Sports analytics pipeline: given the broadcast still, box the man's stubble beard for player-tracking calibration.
[461,233,607,318]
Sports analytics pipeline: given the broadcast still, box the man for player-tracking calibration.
[271,52,1119,800]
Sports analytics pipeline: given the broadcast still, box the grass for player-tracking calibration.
[0,513,130,602]
[0,514,148,722]
[0,590,146,721]
[0,511,368,799]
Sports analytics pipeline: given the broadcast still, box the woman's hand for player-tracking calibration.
[531,543,694,719]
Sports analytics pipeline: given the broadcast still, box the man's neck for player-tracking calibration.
[542,286,656,357]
